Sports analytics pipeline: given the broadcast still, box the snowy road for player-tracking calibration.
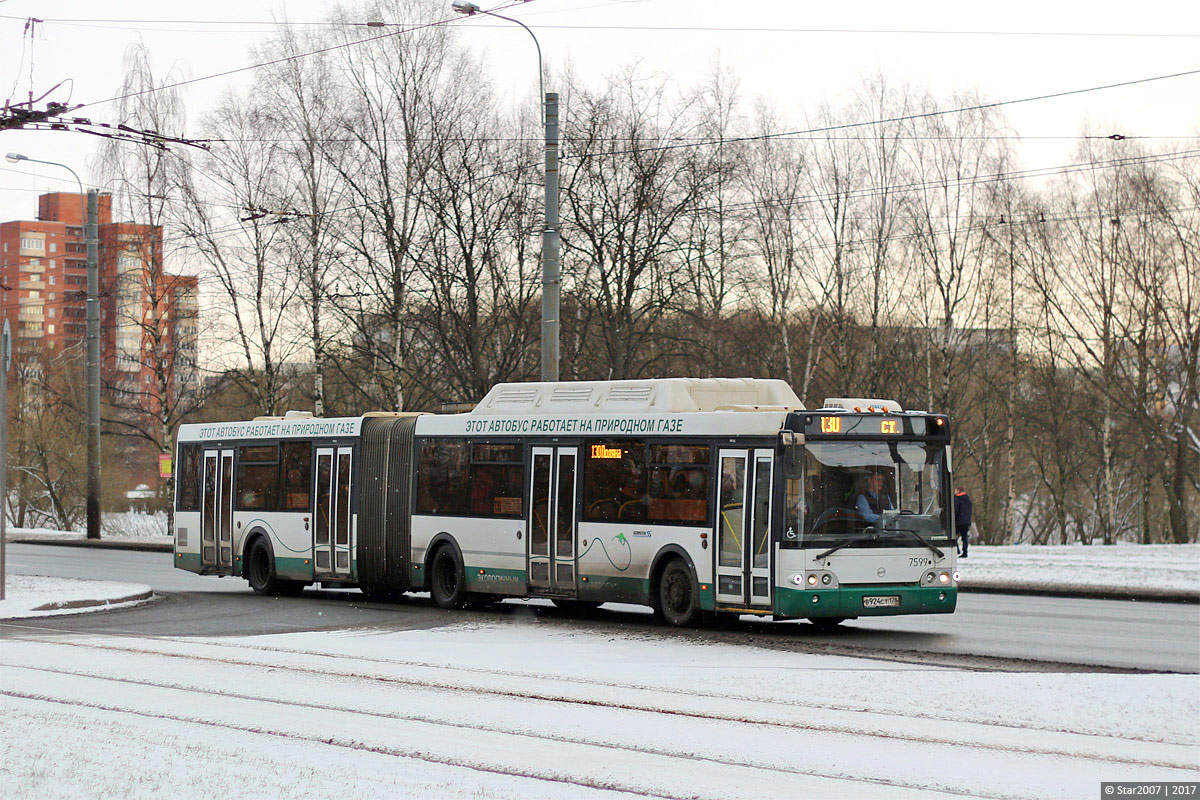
[6,543,1199,672]
[2,621,1196,800]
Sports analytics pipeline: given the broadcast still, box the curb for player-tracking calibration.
[30,589,155,613]
[959,581,1199,604]
[10,537,173,553]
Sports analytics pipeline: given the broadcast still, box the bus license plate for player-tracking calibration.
[863,595,900,608]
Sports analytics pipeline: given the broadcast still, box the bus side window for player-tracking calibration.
[236,444,280,511]
[646,444,709,525]
[583,441,646,522]
[416,440,469,515]
[281,441,312,510]
[176,444,201,511]
[470,443,524,517]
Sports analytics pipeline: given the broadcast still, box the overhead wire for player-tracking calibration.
[555,66,1200,161]
[63,1,528,114]
[5,14,1200,38]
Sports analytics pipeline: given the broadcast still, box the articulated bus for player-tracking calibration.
[173,379,958,627]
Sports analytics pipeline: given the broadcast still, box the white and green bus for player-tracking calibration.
[174,378,958,627]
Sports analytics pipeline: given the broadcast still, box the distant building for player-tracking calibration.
[0,192,198,399]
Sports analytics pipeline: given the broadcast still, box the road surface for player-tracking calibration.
[4,543,1197,672]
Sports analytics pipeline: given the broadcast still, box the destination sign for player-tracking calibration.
[801,414,946,438]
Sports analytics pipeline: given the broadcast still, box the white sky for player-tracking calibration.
[2,0,1199,225]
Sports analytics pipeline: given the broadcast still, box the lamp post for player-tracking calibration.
[452,2,560,382]
[5,153,102,540]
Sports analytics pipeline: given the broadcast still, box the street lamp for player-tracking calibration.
[452,2,560,383]
[5,152,102,540]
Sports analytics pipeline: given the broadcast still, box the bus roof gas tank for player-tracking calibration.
[473,378,805,415]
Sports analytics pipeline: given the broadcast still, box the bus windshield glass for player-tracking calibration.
[784,441,951,548]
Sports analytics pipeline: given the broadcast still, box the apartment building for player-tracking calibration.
[0,191,198,398]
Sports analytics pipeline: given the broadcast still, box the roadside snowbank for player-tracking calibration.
[0,575,152,619]
[960,544,1198,593]
[8,510,172,543]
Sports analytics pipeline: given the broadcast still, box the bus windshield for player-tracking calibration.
[784,441,951,548]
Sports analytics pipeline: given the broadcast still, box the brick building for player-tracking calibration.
[0,191,198,401]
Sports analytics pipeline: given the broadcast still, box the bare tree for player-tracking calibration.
[416,79,540,401]
[255,26,348,416]
[561,67,719,380]
[98,43,206,529]
[322,0,456,412]
[175,87,301,417]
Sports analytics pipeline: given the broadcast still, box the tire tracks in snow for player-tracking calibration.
[2,635,1194,774]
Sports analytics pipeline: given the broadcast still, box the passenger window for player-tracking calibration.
[236,444,279,510]
[469,443,524,517]
[176,443,201,511]
[583,441,646,522]
[646,445,709,525]
[416,440,469,515]
[280,441,312,510]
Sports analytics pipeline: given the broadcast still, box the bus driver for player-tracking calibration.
[856,471,894,525]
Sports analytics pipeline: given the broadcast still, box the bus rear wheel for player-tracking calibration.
[657,559,700,627]
[247,538,283,595]
[430,545,468,609]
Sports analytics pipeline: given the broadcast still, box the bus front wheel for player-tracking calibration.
[808,617,849,632]
[657,559,700,627]
[430,545,468,609]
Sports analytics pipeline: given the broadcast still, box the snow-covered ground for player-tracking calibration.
[0,575,152,619]
[1,619,1195,800]
[961,544,1199,593]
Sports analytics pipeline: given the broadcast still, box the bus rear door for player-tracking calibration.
[201,448,234,573]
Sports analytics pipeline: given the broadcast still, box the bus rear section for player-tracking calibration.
[773,401,959,623]
[172,413,418,598]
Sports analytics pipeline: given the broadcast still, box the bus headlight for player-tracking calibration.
[792,574,805,586]
[807,574,819,586]
[952,571,960,583]
[938,572,950,584]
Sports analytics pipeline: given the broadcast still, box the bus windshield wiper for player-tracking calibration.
[885,527,945,559]
[814,532,880,561]
[814,527,945,561]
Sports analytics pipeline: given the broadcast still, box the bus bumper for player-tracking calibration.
[774,584,957,619]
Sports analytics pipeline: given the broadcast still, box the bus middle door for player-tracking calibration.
[315,446,354,578]
[527,446,579,596]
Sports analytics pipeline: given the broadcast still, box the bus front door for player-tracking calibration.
[315,446,354,578]
[715,448,774,609]
[528,446,578,595]
[201,448,234,573]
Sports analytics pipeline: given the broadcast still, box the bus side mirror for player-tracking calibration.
[782,445,803,479]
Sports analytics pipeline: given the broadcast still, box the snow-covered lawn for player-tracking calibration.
[7,510,172,543]
[0,575,152,619]
[961,544,1199,593]
[1,620,1196,799]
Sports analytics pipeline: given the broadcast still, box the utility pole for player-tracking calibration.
[451,2,560,381]
[4,154,102,538]
[542,92,561,382]
[1,319,10,599]
[86,190,101,539]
